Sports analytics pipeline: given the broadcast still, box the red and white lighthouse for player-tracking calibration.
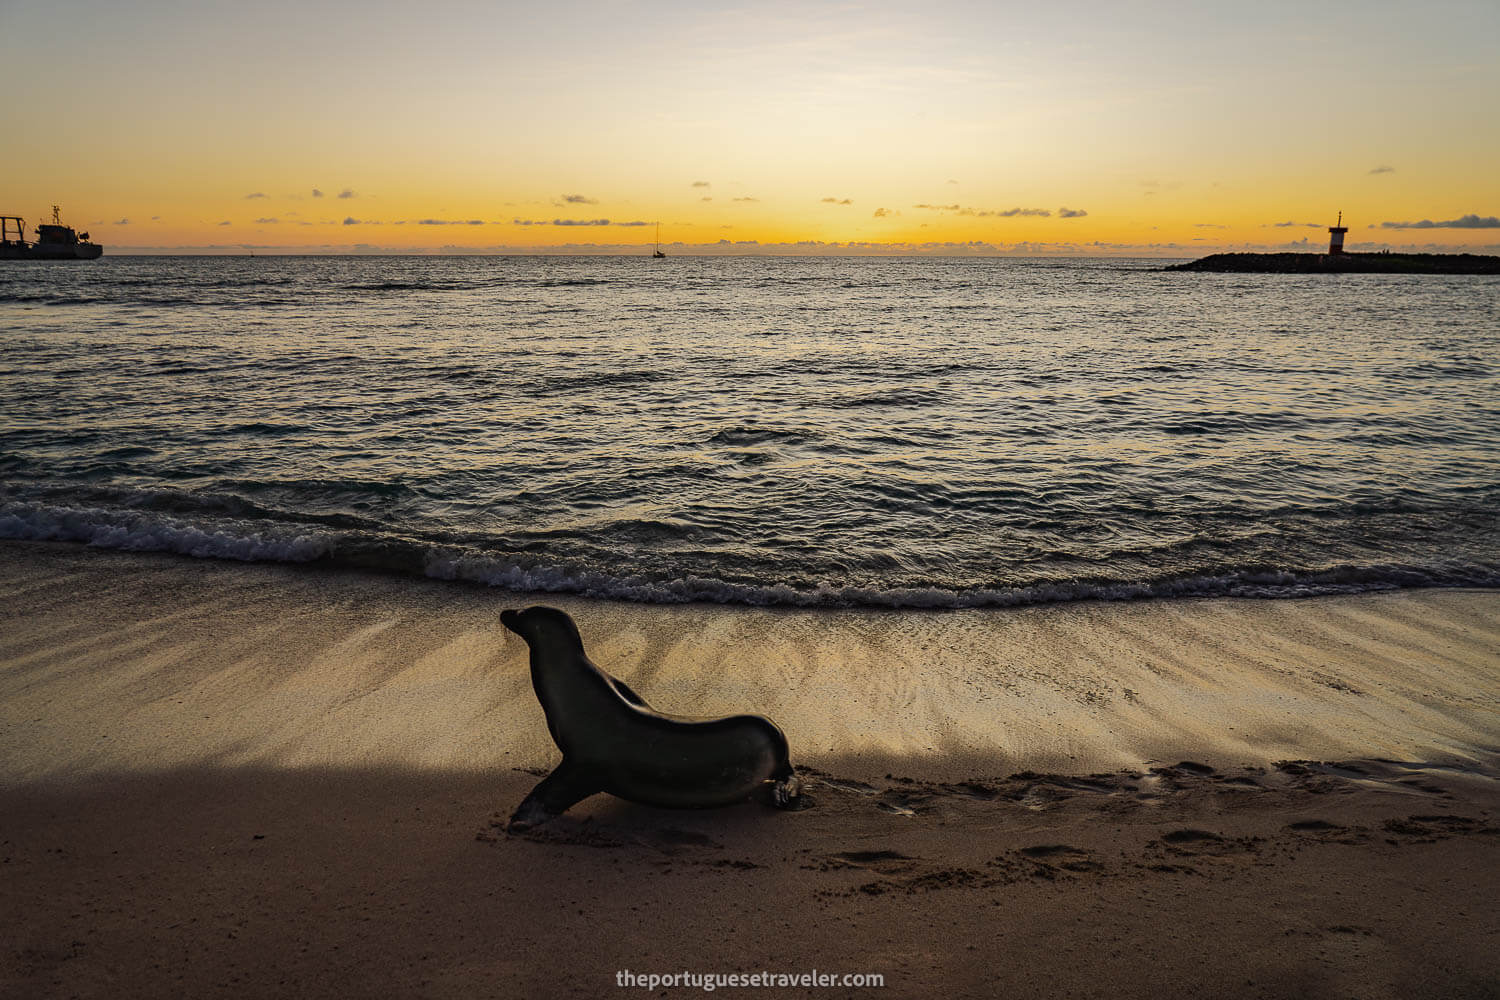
[1328,211,1348,255]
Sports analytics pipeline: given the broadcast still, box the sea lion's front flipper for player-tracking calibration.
[508,760,601,831]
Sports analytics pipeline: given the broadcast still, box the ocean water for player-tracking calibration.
[1,255,1497,608]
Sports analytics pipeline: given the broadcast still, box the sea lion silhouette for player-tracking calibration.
[501,605,802,829]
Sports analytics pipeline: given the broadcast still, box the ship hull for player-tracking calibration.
[0,243,103,260]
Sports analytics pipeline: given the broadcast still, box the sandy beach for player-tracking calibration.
[3,540,1499,998]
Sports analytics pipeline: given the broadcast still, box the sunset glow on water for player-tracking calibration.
[3,255,1496,606]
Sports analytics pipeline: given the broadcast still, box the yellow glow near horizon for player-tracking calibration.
[3,1,1496,254]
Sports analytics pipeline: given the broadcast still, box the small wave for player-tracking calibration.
[0,502,329,563]
[202,277,296,289]
[341,281,472,292]
[4,502,1495,611]
[428,553,1500,607]
[0,293,108,306]
[531,369,664,395]
[1153,410,1351,436]
[821,388,947,409]
[706,425,816,446]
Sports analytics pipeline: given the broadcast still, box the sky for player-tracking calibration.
[2,0,1496,254]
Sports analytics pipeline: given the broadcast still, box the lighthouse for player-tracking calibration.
[1328,211,1348,255]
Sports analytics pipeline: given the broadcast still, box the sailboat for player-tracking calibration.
[652,222,665,259]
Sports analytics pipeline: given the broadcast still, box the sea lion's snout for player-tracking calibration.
[500,608,523,635]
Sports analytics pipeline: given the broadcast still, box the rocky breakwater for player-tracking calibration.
[1167,252,1500,274]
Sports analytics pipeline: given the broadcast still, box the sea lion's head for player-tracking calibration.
[501,605,585,653]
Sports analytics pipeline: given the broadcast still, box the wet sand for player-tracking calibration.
[2,541,1499,998]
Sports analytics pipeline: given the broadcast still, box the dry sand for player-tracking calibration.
[2,540,1498,998]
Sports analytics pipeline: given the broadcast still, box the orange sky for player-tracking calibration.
[3,0,1496,254]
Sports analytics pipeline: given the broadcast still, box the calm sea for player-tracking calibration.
[2,255,1497,607]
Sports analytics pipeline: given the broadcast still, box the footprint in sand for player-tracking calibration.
[1016,844,1103,874]
[811,849,919,875]
[1161,828,1223,846]
[815,851,989,895]
[1157,828,1261,857]
[832,849,917,868]
[946,781,1001,801]
[1395,778,1452,796]
[1382,814,1491,841]
[1219,776,1263,790]
[653,828,722,851]
[1282,819,1373,845]
[1171,761,1217,776]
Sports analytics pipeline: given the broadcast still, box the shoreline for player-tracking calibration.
[3,539,1498,784]
[4,540,1499,997]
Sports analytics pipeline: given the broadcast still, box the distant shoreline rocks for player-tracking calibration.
[1166,252,1500,275]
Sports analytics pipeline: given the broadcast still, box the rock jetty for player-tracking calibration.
[1166,252,1500,274]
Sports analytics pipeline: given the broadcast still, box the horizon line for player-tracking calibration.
[101,239,1499,258]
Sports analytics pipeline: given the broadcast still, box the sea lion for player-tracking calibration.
[500,605,802,830]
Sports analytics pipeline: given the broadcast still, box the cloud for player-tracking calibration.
[151,216,160,221]
[244,192,267,200]
[873,207,891,218]
[417,219,486,225]
[1058,207,1087,218]
[821,197,853,205]
[1369,165,1395,175]
[254,217,280,224]
[1272,221,1320,228]
[312,189,324,198]
[338,189,357,199]
[691,181,710,188]
[700,197,713,202]
[343,217,362,225]
[1194,223,1226,229]
[217,221,231,226]
[732,197,759,203]
[511,218,650,227]
[1380,214,1499,229]
[113,218,130,225]
[561,194,598,205]
[945,179,959,185]
[914,204,1056,217]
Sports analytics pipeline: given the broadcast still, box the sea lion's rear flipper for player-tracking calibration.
[770,760,802,809]
[508,760,601,831]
